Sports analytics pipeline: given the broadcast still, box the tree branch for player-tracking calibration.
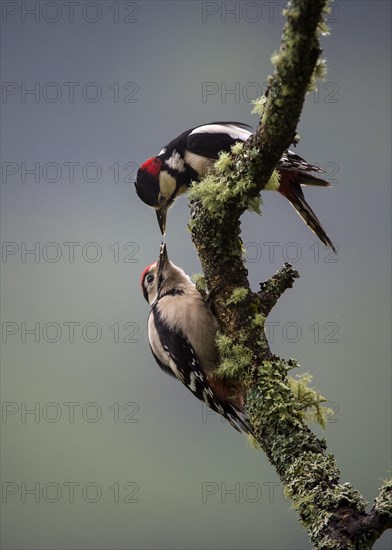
[258,263,299,317]
[189,0,391,547]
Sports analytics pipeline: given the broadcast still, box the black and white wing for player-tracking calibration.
[278,150,330,187]
[186,122,253,160]
[148,306,253,437]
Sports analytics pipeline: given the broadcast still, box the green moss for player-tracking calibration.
[236,178,253,193]
[215,332,253,379]
[214,151,232,173]
[226,287,249,306]
[287,373,333,429]
[252,313,265,327]
[248,196,262,215]
[284,452,366,542]
[315,58,328,79]
[191,273,206,293]
[188,152,261,217]
[374,479,392,518]
[251,96,267,116]
[286,358,301,371]
[264,169,280,191]
[188,2,375,547]
[246,359,305,433]
[271,51,281,66]
[245,357,331,430]
[188,173,232,218]
[308,58,328,92]
[318,3,331,36]
[231,142,244,155]
[241,326,368,545]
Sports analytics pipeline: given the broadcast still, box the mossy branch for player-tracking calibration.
[189,0,391,547]
[258,262,299,316]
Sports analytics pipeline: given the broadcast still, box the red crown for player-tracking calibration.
[141,157,162,178]
[140,264,155,286]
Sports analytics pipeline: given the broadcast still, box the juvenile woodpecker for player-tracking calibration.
[141,242,254,438]
[135,122,337,253]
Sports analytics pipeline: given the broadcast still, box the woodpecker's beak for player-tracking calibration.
[156,205,168,235]
[157,241,169,274]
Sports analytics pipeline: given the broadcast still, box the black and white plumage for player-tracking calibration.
[135,122,337,253]
[140,243,254,438]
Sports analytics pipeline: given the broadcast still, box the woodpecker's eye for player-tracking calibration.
[146,274,154,284]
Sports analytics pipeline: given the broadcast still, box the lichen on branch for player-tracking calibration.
[189,0,391,547]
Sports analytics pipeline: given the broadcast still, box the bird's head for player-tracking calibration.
[140,242,171,304]
[141,243,191,305]
[135,157,177,234]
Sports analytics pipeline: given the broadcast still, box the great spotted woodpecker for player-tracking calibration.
[135,122,337,253]
[141,242,254,438]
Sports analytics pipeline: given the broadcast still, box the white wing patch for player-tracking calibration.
[190,124,252,143]
[184,150,215,175]
[165,151,185,172]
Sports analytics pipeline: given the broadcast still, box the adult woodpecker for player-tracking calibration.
[141,242,255,438]
[135,122,337,253]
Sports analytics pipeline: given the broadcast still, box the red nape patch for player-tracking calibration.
[140,264,154,286]
[141,157,162,178]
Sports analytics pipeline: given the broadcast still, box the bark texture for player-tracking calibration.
[189,1,392,547]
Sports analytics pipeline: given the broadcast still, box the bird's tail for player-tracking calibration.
[278,172,337,254]
[207,377,260,442]
[224,405,256,438]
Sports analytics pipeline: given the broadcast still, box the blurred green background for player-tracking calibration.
[1,1,391,549]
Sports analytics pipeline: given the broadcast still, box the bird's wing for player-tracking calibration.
[150,306,253,436]
[186,122,253,159]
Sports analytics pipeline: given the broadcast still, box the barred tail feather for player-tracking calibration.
[296,172,331,187]
[279,173,337,254]
[290,193,337,254]
[226,406,256,438]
